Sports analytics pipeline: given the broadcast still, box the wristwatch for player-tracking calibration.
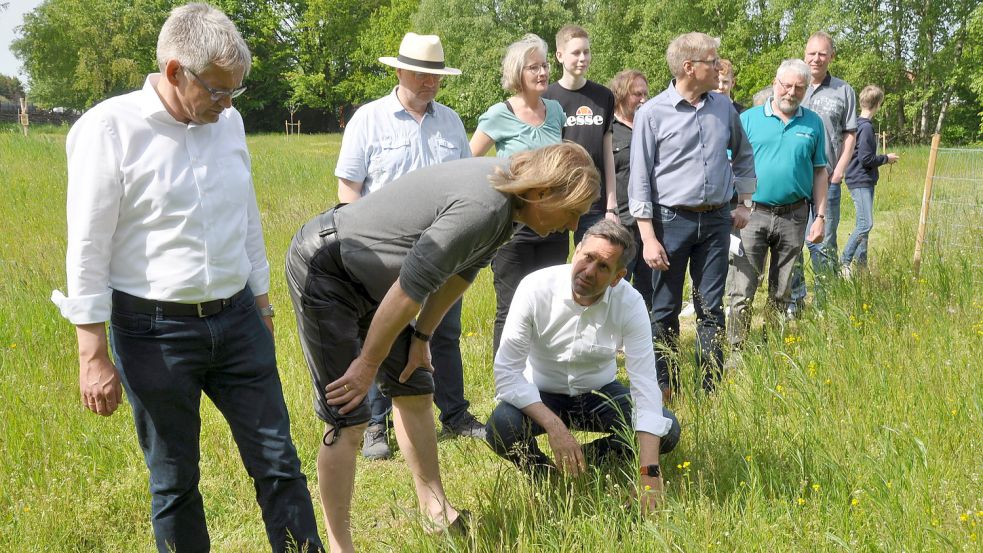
[259,304,275,318]
[411,327,431,342]
[640,464,661,477]
[742,199,753,209]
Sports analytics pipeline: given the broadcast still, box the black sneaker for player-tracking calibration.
[439,412,486,440]
[361,423,392,460]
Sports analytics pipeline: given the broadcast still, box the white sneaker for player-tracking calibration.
[680,302,696,317]
[840,264,853,279]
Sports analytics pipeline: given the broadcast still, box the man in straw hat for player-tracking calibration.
[334,33,485,463]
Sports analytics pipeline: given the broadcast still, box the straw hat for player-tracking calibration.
[379,32,462,76]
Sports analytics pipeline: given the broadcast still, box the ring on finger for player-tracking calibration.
[343,384,350,392]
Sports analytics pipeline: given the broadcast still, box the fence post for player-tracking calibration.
[19,97,29,136]
[913,133,942,276]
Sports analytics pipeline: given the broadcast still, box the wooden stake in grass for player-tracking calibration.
[912,133,941,276]
[18,97,29,137]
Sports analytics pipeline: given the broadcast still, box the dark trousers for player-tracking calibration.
[626,222,654,311]
[367,298,471,427]
[485,381,681,475]
[110,289,322,553]
[573,208,606,246]
[492,236,569,353]
[650,205,731,392]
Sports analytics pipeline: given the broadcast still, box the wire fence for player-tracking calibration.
[914,137,983,281]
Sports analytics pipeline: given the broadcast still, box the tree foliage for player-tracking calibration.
[9,0,982,140]
[0,74,25,101]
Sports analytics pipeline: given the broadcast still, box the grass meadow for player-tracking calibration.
[0,126,980,552]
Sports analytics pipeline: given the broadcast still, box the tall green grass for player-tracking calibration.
[1,126,979,551]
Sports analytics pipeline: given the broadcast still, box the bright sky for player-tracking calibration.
[1,0,44,81]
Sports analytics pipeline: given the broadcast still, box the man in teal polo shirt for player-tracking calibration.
[727,59,828,348]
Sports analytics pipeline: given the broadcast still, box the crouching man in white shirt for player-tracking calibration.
[486,219,681,512]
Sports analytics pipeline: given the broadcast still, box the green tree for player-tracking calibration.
[11,0,167,109]
[0,74,25,101]
[412,0,574,126]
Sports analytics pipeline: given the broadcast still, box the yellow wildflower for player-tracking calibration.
[811,483,820,492]
[797,497,806,506]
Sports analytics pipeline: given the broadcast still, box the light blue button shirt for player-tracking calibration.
[628,82,756,218]
[334,87,470,196]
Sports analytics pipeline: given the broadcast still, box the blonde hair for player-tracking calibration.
[501,34,548,93]
[609,69,647,114]
[666,32,720,78]
[859,85,884,110]
[717,59,734,78]
[555,24,589,51]
[491,142,600,214]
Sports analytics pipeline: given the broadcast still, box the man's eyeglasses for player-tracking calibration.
[185,68,247,101]
[409,71,443,83]
[690,58,722,69]
[775,80,806,94]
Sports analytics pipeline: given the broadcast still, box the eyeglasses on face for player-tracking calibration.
[523,62,550,74]
[410,71,443,83]
[185,68,246,101]
[775,80,806,94]
[690,58,722,69]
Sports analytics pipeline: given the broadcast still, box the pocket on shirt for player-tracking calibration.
[434,137,462,163]
[370,138,411,177]
[585,343,617,361]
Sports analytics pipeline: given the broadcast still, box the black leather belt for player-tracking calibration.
[112,288,246,318]
[752,198,809,214]
[673,203,724,213]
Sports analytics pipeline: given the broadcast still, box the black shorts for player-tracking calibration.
[285,209,435,429]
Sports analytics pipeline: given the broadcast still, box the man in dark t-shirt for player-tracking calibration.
[544,24,618,244]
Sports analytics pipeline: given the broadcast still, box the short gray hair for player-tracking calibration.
[582,220,636,270]
[501,34,548,93]
[666,32,720,78]
[775,59,810,84]
[157,3,251,76]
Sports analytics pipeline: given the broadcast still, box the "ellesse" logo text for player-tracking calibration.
[566,106,604,126]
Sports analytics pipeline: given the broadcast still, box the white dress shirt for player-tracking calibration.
[51,74,270,325]
[494,264,673,437]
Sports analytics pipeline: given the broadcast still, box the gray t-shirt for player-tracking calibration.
[334,157,516,303]
[803,74,858,173]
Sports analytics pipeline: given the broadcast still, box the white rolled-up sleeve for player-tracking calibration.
[622,297,673,436]
[493,277,542,409]
[53,112,123,324]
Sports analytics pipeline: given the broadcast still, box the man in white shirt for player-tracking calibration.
[50,5,321,552]
[487,220,681,512]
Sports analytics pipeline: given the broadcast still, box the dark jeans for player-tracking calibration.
[650,205,731,392]
[367,298,471,427]
[492,235,569,353]
[626,222,654,311]
[485,381,680,475]
[110,289,322,553]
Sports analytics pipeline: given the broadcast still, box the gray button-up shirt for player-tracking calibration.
[628,82,756,218]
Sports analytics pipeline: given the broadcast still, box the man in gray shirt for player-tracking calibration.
[628,32,756,395]
[789,31,858,312]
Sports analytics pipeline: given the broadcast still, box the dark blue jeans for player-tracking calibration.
[485,381,680,475]
[649,205,731,392]
[367,299,471,427]
[110,289,322,553]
